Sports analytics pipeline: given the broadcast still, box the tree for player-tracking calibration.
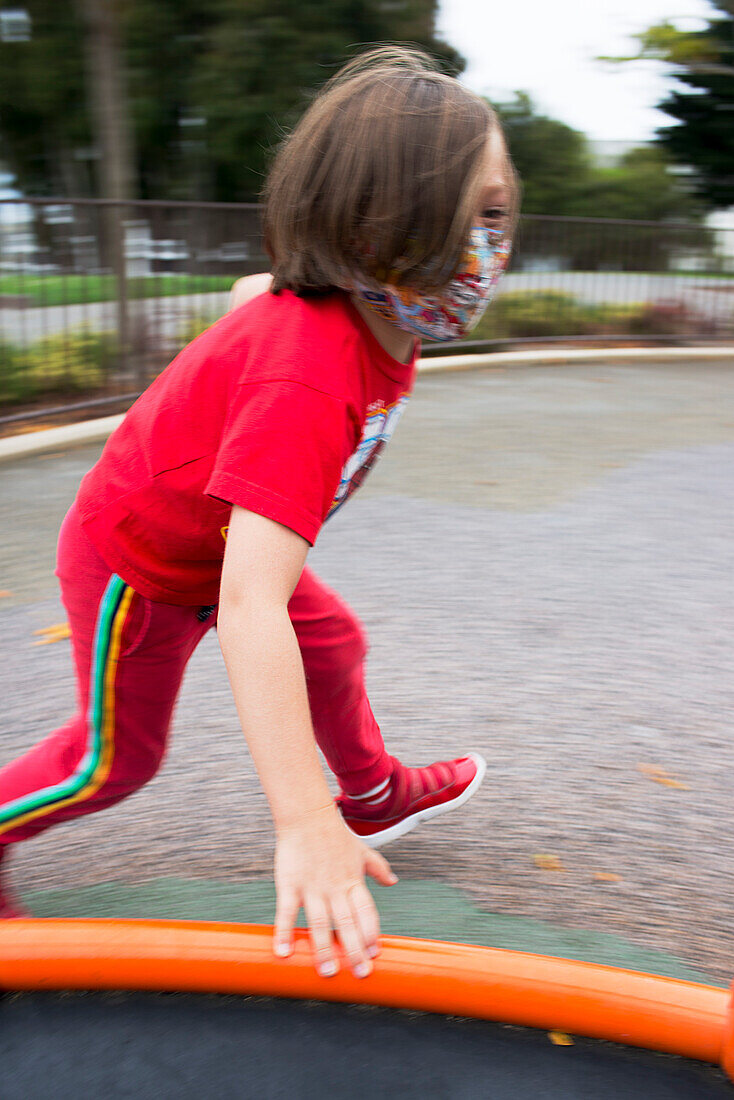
[494,92,595,217]
[599,2,734,209]
[0,2,91,196]
[0,0,462,200]
[76,0,135,204]
[495,93,707,271]
[75,0,136,377]
[160,0,464,201]
[600,5,734,79]
[572,146,703,223]
[496,93,700,221]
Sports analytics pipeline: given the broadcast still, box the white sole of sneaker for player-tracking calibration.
[353,752,487,849]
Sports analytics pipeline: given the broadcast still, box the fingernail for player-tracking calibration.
[389,874,399,884]
[367,945,379,959]
[320,961,338,978]
[354,963,371,979]
[274,942,292,958]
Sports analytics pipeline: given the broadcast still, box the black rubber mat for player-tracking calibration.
[1,992,731,1099]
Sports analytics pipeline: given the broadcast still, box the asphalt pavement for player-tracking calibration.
[1,356,733,983]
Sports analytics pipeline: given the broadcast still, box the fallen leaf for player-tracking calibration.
[654,777,690,790]
[637,763,690,790]
[32,622,71,645]
[533,854,566,872]
[548,1031,574,1046]
[593,873,621,884]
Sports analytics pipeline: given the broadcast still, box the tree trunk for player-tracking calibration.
[76,0,137,383]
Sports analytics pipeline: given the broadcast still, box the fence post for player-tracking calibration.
[109,202,133,386]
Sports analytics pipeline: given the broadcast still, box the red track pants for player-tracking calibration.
[0,504,391,846]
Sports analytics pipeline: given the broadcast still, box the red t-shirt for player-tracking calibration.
[76,290,416,605]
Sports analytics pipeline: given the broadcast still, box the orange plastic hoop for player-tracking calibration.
[1,919,731,1081]
[721,979,734,1081]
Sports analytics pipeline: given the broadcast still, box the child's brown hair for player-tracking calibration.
[264,45,518,296]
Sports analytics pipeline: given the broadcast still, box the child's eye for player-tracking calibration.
[482,207,507,222]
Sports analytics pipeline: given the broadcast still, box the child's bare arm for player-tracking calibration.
[218,505,396,978]
[228,272,273,311]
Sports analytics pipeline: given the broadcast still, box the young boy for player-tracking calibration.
[0,47,515,982]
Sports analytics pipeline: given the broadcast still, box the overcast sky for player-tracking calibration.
[437,0,716,143]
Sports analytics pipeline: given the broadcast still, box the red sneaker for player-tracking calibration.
[0,847,30,919]
[338,753,486,848]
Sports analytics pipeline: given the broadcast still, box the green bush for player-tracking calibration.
[177,315,219,347]
[0,327,118,406]
[25,328,117,394]
[473,290,715,341]
[0,341,26,405]
[474,290,601,340]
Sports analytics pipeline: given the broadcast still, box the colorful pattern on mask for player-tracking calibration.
[354,226,511,342]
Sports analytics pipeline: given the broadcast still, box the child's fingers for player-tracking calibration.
[304,894,338,977]
[330,892,371,978]
[348,881,380,960]
[364,847,398,887]
[273,886,300,958]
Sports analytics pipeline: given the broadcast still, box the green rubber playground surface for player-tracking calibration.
[22,877,720,985]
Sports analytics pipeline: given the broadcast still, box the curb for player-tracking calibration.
[418,344,734,372]
[1,345,732,464]
[0,414,125,464]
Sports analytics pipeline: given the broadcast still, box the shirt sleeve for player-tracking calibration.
[205,380,358,545]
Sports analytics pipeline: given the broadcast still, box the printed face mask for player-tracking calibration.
[353,226,511,342]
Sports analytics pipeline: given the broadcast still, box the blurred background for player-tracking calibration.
[0,0,732,422]
[1,2,733,989]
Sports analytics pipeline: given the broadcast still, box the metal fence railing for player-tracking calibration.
[1,199,733,424]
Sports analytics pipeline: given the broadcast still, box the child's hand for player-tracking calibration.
[273,803,397,979]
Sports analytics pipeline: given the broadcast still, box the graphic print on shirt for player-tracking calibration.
[328,394,410,518]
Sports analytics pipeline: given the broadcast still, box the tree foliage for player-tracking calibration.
[599,2,734,209]
[496,93,707,271]
[494,92,595,217]
[496,93,702,222]
[599,14,733,78]
[0,1,91,195]
[0,0,462,200]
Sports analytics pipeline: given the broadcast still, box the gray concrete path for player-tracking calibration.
[0,291,229,345]
[1,358,733,982]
